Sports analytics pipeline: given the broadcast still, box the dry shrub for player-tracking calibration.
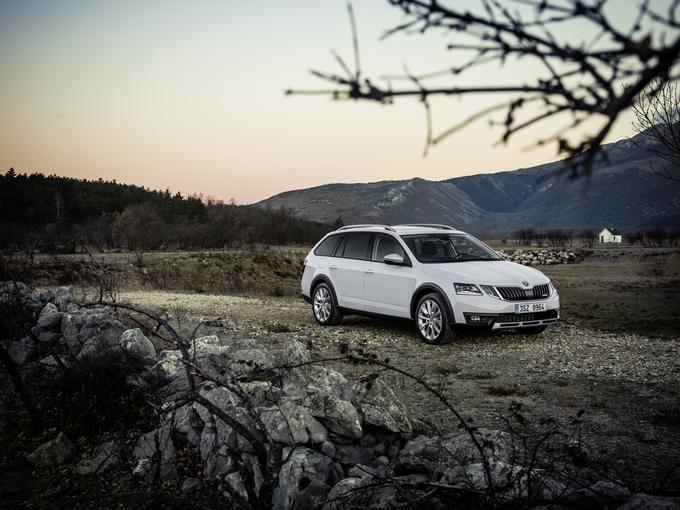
[40,350,156,439]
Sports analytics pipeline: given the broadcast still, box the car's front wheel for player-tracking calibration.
[312,283,343,326]
[415,293,455,344]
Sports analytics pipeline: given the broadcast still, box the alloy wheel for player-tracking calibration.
[313,286,332,323]
[418,299,443,341]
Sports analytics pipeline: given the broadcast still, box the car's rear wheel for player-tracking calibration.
[415,293,455,344]
[517,325,547,335]
[312,283,343,326]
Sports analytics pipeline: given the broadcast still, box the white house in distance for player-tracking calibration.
[599,227,622,243]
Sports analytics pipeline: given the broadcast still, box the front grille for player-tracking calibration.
[496,284,550,301]
[495,309,558,323]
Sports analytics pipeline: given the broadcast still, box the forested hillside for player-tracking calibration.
[0,170,331,251]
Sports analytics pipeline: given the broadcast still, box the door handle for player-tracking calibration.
[364,268,374,274]
[329,265,338,270]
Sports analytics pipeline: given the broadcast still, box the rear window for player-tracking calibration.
[314,235,341,256]
[341,233,373,260]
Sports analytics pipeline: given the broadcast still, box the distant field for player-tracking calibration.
[27,244,680,337]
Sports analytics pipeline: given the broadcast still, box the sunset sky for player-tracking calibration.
[0,1,651,204]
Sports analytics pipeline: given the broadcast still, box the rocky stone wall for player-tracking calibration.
[2,282,676,510]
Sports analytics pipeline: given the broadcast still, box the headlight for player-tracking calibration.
[454,283,482,295]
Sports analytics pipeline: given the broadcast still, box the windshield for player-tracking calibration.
[401,234,502,263]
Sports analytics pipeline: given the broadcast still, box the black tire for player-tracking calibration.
[517,325,547,335]
[415,293,456,344]
[311,282,343,326]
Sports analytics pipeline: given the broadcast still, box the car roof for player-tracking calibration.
[332,224,465,235]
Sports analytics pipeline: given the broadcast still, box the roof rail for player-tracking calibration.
[397,223,456,230]
[337,224,396,232]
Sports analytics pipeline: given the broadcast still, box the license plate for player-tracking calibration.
[515,302,547,313]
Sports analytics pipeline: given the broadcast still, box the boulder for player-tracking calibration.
[181,477,201,494]
[133,426,177,482]
[284,365,353,402]
[240,380,283,407]
[132,458,152,478]
[61,310,89,354]
[225,471,249,501]
[304,393,363,439]
[190,335,229,356]
[152,350,185,379]
[458,461,527,499]
[322,477,365,509]
[284,338,311,364]
[37,330,62,345]
[119,328,156,365]
[257,401,328,445]
[76,440,120,476]
[54,286,75,312]
[37,303,63,330]
[30,288,55,306]
[617,494,680,509]
[77,312,125,348]
[161,402,202,446]
[398,429,512,475]
[27,432,75,467]
[561,480,632,508]
[228,345,275,373]
[353,378,412,434]
[273,447,343,510]
[193,384,260,453]
[199,423,237,481]
[8,337,37,365]
[334,445,374,466]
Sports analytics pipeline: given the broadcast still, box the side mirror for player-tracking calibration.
[384,253,405,265]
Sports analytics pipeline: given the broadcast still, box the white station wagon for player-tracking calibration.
[301,224,560,344]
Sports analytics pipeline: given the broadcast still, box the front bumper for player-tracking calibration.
[449,290,560,329]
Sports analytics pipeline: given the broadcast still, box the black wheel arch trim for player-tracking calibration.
[311,275,339,305]
[411,283,456,324]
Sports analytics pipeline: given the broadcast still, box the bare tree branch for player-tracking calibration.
[288,0,680,176]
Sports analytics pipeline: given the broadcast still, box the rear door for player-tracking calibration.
[331,232,373,309]
[363,234,415,318]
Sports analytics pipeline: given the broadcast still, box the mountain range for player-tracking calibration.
[258,132,680,237]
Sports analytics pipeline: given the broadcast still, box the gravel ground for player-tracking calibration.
[118,289,680,487]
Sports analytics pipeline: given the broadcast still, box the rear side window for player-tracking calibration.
[373,234,405,262]
[341,233,373,260]
[314,235,341,256]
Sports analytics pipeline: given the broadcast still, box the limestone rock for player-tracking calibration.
[27,432,75,467]
[273,447,342,510]
[257,401,328,445]
[119,328,156,365]
[76,441,120,476]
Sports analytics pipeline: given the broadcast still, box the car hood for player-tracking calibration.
[422,260,550,287]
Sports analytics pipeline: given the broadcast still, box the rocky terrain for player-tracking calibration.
[498,249,580,265]
[2,282,679,509]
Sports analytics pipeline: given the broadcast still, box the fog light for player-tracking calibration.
[469,315,481,322]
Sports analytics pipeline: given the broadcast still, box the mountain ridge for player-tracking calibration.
[258,132,680,236]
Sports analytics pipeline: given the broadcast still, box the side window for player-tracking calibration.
[341,233,373,260]
[373,235,405,262]
[314,235,341,257]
